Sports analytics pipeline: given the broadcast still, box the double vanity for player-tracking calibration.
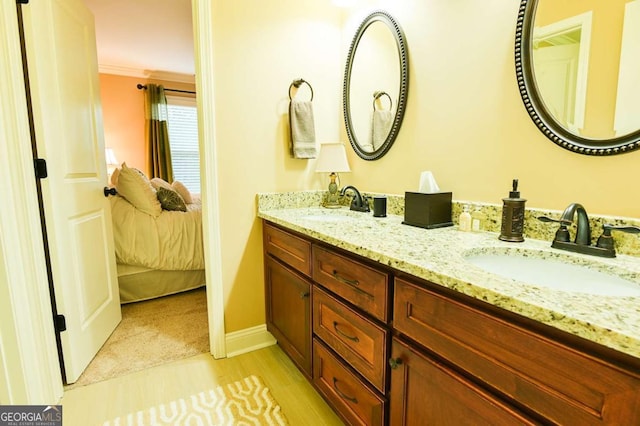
[260,0,640,422]
[259,192,640,425]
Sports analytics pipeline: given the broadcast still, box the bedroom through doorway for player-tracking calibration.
[74,0,211,387]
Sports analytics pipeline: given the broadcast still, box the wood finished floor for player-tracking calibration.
[61,345,344,425]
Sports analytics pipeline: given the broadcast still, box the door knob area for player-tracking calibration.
[104,186,117,197]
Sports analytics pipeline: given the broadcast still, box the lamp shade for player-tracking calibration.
[315,143,351,173]
[105,148,119,167]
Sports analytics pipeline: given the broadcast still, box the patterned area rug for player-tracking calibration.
[104,375,288,426]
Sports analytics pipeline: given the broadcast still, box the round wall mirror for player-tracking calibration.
[516,0,640,155]
[344,10,409,161]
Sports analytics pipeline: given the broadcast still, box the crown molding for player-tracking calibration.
[98,64,196,84]
[146,70,196,84]
[98,64,147,77]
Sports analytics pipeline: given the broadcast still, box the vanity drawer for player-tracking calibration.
[394,277,640,425]
[313,286,388,393]
[313,246,389,323]
[264,222,311,277]
[313,338,386,426]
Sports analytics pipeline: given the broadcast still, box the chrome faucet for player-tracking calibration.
[340,185,370,212]
[538,203,640,258]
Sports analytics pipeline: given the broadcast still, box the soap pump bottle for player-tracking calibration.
[499,179,526,242]
[459,204,472,232]
[471,206,483,232]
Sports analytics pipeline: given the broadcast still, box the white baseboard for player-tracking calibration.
[225,324,276,358]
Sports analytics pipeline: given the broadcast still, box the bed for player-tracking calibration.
[110,163,205,303]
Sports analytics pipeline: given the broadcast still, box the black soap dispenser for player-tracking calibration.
[499,179,526,242]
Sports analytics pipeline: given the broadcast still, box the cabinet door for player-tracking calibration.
[389,338,538,426]
[265,256,312,377]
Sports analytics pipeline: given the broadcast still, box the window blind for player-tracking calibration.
[166,96,201,194]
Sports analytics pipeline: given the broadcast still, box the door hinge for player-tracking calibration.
[55,314,66,332]
[34,158,47,179]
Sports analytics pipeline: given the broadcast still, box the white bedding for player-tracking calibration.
[110,194,204,270]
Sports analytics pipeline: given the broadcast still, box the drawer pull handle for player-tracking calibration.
[389,357,403,369]
[333,321,359,342]
[331,270,374,299]
[300,291,310,298]
[332,270,360,287]
[333,377,358,404]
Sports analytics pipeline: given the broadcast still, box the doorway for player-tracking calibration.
[0,0,226,401]
[71,0,218,383]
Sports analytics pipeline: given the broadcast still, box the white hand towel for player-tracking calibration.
[371,110,393,151]
[289,100,317,159]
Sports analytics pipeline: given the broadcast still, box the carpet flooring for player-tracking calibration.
[104,375,288,425]
[69,287,209,388]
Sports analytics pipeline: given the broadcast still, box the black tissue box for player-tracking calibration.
[402,192,453,229]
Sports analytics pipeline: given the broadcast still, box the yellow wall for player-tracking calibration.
[113,0,640,334]
[211,0,343,332]
[339,0,640,217]
[212,0,640,333]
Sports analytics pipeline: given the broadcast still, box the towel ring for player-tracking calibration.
[289,79,314,101]
[373,91,392,111]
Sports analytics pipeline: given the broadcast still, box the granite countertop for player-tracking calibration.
[258,206,640,359]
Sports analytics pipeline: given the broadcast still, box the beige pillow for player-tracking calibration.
[115,163,162,217]
[150,177,172,191]
[157,187,187,212]
[110,167,120,186]
[172,181,193,204]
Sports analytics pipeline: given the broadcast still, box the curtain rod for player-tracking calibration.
[136,83,195,95]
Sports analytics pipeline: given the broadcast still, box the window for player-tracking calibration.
[166,95,200,194]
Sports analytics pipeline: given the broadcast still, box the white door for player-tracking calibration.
[20,0,121,383]
[614,0,640,136]
[533,43,580,131]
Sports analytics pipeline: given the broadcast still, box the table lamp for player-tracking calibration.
[315,143,351,208]
[105,148,119,180]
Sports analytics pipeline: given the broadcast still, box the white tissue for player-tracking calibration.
[418,171,440,193]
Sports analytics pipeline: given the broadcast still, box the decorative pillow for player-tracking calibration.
[156,187,187,212]
[115,163,162,217]
[172,180,193,204]
[110,167,120,186]
[150,177,172,191]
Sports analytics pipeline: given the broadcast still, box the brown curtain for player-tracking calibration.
[145,84,173,182]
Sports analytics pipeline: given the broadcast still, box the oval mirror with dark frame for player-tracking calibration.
[516,0,640,155]
[344,10,409,161]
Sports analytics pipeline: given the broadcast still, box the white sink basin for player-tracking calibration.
[464,251,640,297]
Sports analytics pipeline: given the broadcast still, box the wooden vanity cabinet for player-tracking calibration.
[262,219,640,425]
[311,244,392,425]
[264,223,312,378]
[262,221,391,424]
[393,276,640,425]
